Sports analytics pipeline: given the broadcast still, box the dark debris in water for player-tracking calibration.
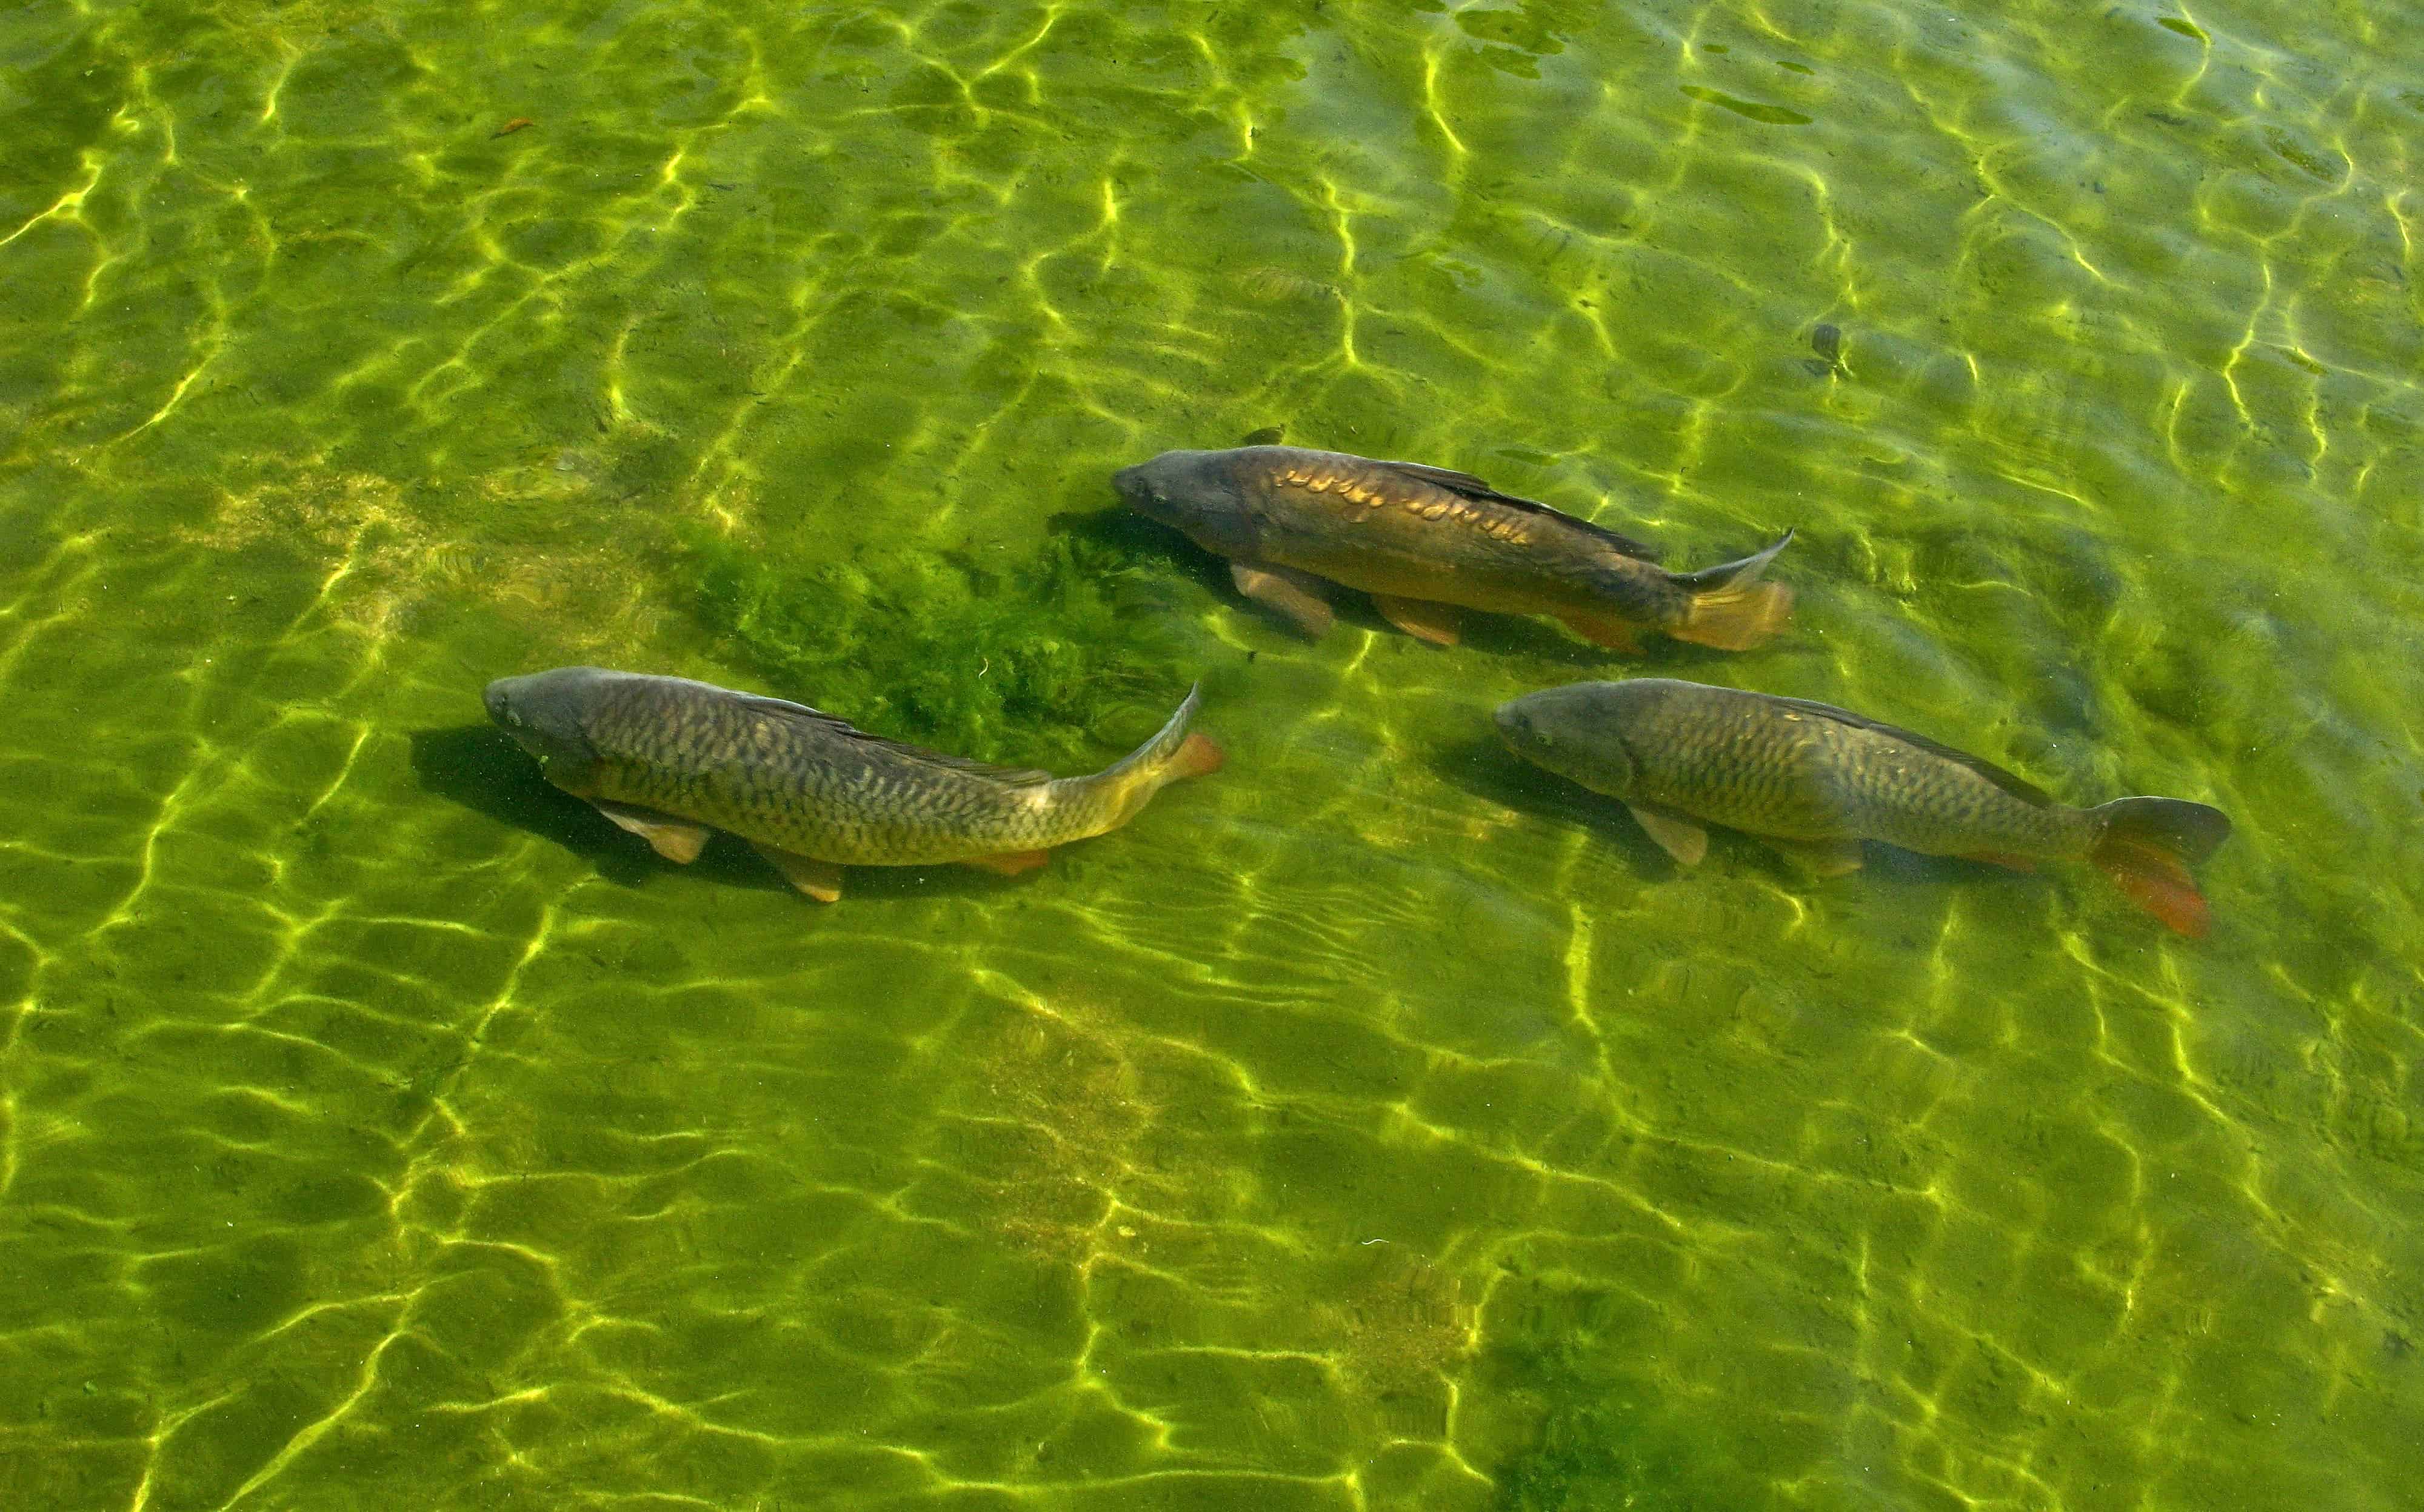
[1678,84,1812,127]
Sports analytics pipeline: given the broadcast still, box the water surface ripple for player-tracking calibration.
[2,0,2420,1508]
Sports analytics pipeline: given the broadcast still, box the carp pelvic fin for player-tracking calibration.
[1371,593,1461,646]
[1626,805,1709,867]
[593,802,712,864]
[965,849,1051,876]
[1766,836,1865,877]
[1230,561,1336,639]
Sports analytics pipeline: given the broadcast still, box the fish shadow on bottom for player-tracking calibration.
[409,724,755,890]
[407,725,1023,903]
[1447,613,1775,670]
[1427,732,2046,907]
[1397,605,1635,667]
[1427,733,1678,874]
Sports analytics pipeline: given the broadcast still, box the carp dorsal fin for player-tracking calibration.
[1768,696,2055,808]
[1373,459,1665,563]
[731,693,1055,786]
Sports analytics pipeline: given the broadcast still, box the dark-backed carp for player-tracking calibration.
[1113,444,1792,651]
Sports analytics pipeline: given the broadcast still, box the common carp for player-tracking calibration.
[1494,679,2232,936]
[484,667,1224,901]
[1112,444,1792,651]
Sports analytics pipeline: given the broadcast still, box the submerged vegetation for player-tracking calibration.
[682,527,1203,768]
[1487,1280,1763,1511]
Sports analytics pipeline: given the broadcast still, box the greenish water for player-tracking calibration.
[4,0,2421,1505]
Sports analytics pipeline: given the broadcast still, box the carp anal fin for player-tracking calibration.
[593,801,712,864]
[753,844,844,902]
[1375,460,1664,562]
[1557,610,1644,652]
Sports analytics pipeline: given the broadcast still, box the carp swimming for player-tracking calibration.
[1495,678,2232,936]
[1114,444,1792,651]
[485,667,1223,901]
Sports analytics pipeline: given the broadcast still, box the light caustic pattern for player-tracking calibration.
[1,0,2422,1508]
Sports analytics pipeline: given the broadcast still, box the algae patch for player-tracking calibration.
[1483,1279,1765,1511]
[683,529,1203,768]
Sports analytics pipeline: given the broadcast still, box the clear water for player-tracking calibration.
[4,0,2420,1507]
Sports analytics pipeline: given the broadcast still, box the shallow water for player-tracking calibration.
[4,0,2421,1507]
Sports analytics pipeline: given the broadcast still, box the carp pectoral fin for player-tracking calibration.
[541,754,602,797]
[964,849,1050,876]
[1625,805,1708,867]
[753,844,843,902]
[1557,611,1644,652]
[1371,593,1461,647]
[1230,561,1335,639]
[593,801,711,864]
[1765,836,1866,878]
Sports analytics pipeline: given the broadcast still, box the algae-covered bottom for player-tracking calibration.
[1,0,2420,1508]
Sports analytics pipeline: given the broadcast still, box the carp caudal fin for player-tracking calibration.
[1091,683,1224,825]
[1668,530,1796,651]
[2088,796,2232,938]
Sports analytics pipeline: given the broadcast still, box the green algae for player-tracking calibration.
[684,527,1206,768]
[1485,1282,1766,1512]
